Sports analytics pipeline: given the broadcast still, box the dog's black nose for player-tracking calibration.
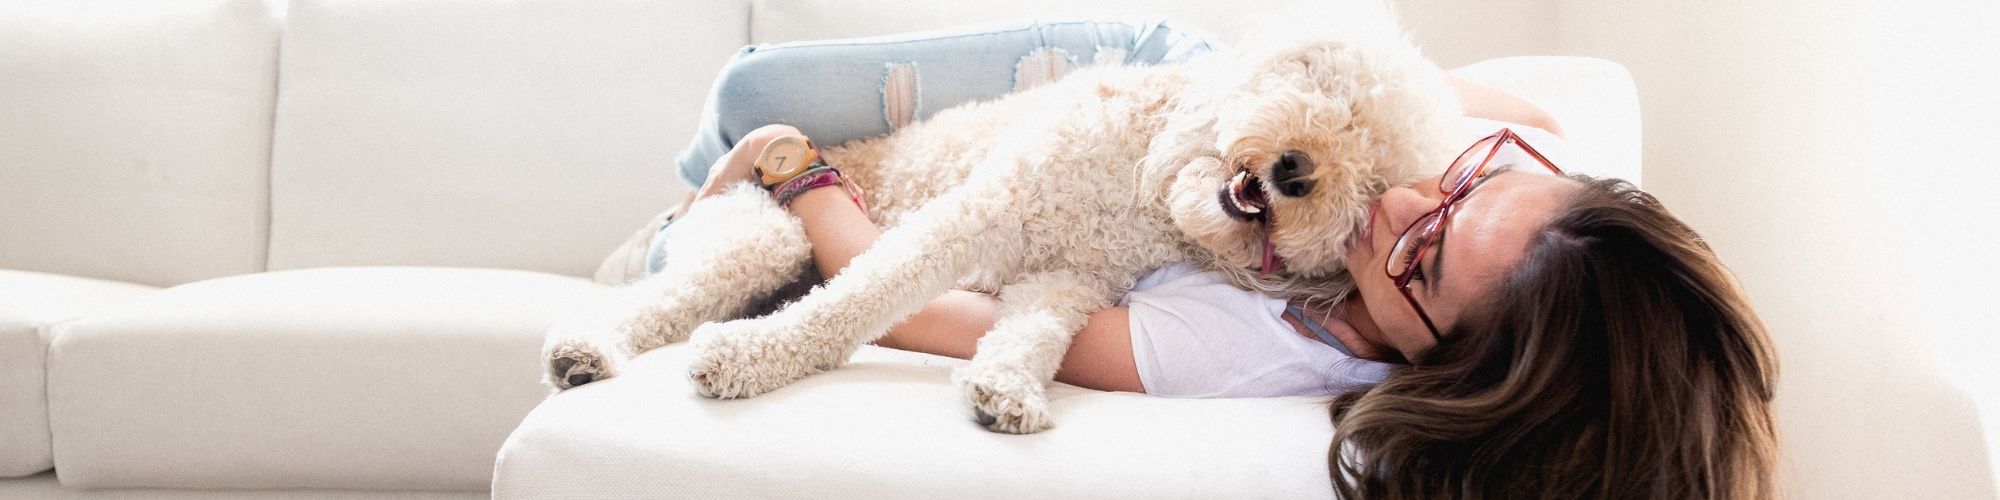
[1270,150,1317,198]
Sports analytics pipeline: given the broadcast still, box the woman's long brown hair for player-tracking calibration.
[1327,176,1778,499]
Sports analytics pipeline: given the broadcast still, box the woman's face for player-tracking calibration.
[1345,164,1579,361]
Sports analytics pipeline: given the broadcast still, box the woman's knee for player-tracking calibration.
[707,46,786,140]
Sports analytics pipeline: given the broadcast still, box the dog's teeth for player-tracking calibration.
[1228,172,1262,214]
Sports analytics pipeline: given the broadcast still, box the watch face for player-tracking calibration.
[760,135,812,178]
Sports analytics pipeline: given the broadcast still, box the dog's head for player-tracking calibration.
[1152,36,1461,290]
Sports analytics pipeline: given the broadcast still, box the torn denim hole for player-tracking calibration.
[882,62,919,131]
[1013,47,1076,92]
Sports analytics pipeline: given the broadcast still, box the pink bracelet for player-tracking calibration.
[771,166,867,217]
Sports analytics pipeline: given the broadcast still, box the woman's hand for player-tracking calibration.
[697,124,806,199]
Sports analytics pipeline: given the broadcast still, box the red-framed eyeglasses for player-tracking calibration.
[1387,128,1565,340]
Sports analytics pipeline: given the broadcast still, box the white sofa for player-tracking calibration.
[0,0,1637,497]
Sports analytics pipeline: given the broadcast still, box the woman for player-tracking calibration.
[620,20,1777,499]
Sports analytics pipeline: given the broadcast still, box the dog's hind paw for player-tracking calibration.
[684,316,844,399]
[954,365,1054,434]
[544,336,621,391]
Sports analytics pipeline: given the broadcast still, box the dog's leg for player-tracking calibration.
[542,184,811,390]
[684,179,1022,399]
[953,270,1112,433]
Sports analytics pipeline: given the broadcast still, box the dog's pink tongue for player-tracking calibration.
[1260,239,1281,275]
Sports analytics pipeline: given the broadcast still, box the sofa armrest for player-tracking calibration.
[1451,56,1643,186]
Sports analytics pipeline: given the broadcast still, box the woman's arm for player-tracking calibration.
[1448,74,1567,138]
[791,185,1145,393]
[710,125,1146,392]
[794,187,1147,392]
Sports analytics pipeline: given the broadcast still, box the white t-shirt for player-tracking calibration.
[1121,119,1562,398]
[1120,263,1393,398]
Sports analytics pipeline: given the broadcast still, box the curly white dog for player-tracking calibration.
[543,31,1461,434]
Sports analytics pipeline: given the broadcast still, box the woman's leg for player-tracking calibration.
[673,19,1221,188]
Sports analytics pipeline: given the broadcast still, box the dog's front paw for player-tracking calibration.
[543,334,622,391]
[953,363,1054,434]
[684,316,845,399]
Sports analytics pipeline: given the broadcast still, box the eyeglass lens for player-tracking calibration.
[1442,134,1503,193]
[1386,211,1441,277]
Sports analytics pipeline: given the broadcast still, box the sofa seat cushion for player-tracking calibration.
[0,270,156,478]
[493,342,1336,499]
[46,267,606,491]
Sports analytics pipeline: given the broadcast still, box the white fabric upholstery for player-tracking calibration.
[265,0,745,277]
[493,343,1336,499]
[0,271,155,478]
[45,268,606,490]
[0,0,278,287]
[0,471,482,500]
[1451,56,1644,186]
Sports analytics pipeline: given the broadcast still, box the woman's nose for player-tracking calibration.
[1379,185,1443,233]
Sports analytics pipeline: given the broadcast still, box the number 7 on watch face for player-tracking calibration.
[756,134,818,187]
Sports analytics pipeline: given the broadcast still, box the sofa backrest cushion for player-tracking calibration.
[265,0,748,276]
[0,0,279,287]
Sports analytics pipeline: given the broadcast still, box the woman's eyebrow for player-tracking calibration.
[1428,166,1518,296]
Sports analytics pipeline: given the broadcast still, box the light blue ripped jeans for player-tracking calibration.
[650,19,1221,274]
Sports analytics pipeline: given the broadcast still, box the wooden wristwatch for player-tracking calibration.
[754,133,824,188]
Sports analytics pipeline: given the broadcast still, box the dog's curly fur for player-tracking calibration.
[543,31,1461,434]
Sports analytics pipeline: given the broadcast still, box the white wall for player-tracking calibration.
[1394,0,1560,67]
[1548,0,2000,497]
